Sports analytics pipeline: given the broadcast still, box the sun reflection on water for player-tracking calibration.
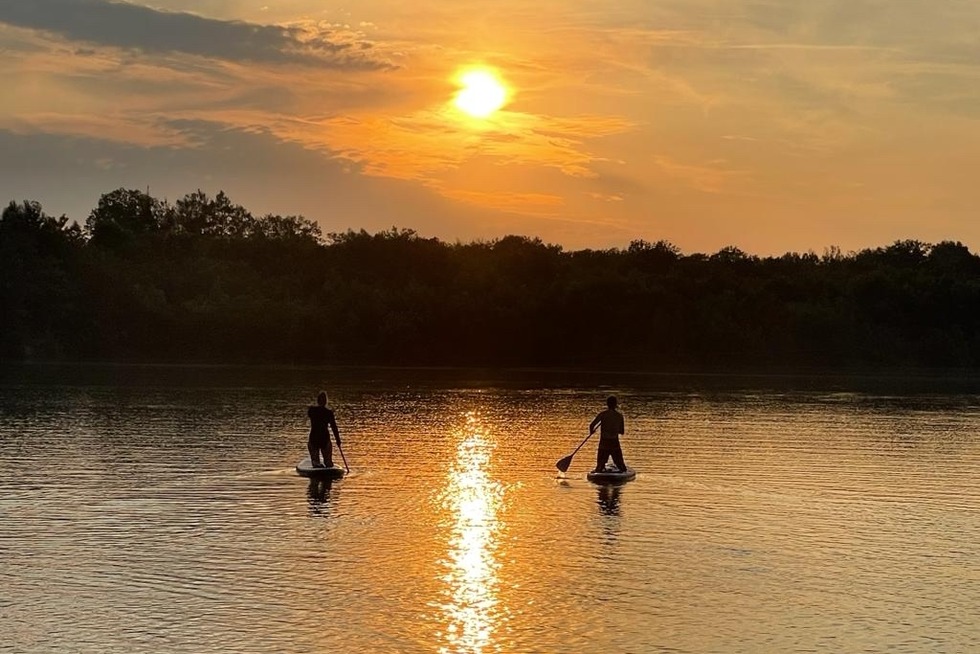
[437,410,505,654]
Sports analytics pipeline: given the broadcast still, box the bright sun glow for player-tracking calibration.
[453,69,508,118]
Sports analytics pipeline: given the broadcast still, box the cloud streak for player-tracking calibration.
[0,0,391,69]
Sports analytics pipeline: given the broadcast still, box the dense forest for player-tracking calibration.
[3,188,980,370]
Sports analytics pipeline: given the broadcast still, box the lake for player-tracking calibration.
[2,365,980,653]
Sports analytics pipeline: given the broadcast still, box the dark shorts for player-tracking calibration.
[597,438,626,467]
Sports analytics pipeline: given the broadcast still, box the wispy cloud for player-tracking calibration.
[286,109,634,212]
[652,155,749,194]
[0,0,391,69]
[440,188,565,214]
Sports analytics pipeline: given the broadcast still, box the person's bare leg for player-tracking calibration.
[307,443,323,468]
[612,442,627,472]
[595,441,609,472]
[308,442,323,467]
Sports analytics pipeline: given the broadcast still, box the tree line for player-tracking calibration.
[3,188,980,370]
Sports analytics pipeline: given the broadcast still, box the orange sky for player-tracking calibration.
[2,0,979,254]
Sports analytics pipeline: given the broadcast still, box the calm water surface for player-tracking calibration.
[2,366,980,653]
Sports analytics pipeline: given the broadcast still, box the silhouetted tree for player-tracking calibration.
[85,188,165,247]
[173,190,253,238]
[4,189,980,370]
[0,201,83,358]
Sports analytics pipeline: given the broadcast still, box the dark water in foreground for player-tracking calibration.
[2,366,980,653]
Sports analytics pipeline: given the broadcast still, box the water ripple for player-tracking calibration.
[2,377,980,652]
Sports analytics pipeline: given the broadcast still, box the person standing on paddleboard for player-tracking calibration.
[590,395,627,473]
[308,391,341,468]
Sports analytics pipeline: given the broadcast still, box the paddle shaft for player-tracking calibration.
[335,436,350,473]
[568,431,594,459]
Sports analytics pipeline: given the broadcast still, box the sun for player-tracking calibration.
[453,68,509,119]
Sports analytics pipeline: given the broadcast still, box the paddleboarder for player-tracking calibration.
[589,395,627,473]
[308,391,341,468]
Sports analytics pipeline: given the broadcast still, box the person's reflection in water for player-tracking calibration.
[307,477,334,517]
[597,485,621,516]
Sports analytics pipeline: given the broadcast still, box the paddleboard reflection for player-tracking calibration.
[307,477,334,517]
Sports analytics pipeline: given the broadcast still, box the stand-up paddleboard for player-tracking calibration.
[296,457,345,479]
[587,465,636,484]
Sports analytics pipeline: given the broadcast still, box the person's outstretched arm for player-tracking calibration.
[589,413,601,434]
[329,413,341,444]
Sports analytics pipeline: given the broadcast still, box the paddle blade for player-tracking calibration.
[555,454,574,473]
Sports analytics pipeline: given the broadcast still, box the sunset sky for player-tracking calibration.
[2,0,979,254]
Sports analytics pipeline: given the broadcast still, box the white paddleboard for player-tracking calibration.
[587,465,636,484]
[296,457,345,478]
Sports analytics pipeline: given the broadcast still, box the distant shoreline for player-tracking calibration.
[6,195,980,372]
[6,359,980,390]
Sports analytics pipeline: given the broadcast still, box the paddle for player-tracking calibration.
[336,436,350,473]
[555,430,595,473]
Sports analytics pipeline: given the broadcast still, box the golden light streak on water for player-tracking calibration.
[437,410,505,654]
